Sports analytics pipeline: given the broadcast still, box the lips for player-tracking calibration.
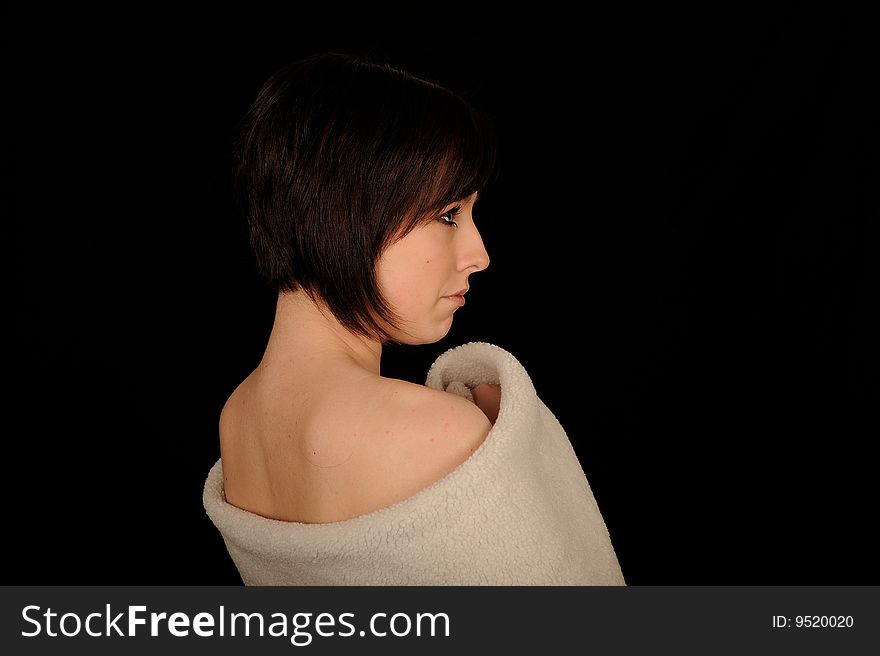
[445,288,468,297]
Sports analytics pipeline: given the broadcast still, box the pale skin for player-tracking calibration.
[220,191,502,522]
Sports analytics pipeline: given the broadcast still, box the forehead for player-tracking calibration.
[446,191,479,207]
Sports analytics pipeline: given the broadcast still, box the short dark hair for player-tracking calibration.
[232,51,498,344]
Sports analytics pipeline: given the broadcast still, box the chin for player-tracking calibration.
[414,331,449,346]
[404,322,453,346]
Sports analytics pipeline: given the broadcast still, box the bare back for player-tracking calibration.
[218,365,492,524]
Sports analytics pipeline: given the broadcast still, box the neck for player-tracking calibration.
[260,290,383,377]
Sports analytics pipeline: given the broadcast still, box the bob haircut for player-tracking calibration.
[232,51,499,345]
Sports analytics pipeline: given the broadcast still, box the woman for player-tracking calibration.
[204,52,625,586]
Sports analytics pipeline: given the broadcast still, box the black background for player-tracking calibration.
[9,2,877,584]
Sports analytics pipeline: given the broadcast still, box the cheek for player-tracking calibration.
[385,263,441,306]
[380,240,447,296]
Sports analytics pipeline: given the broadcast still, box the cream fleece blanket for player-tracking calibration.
[202,341,626,585]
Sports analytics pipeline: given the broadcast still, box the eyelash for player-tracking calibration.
[439,206,462,228]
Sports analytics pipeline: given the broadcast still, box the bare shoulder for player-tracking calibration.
[217,371,494,522]
[361,379,494,500]
[379,378,493,444]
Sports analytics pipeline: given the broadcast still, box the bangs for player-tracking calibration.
[389,88,499,242]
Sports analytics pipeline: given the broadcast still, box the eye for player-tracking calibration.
[439,206,461,228]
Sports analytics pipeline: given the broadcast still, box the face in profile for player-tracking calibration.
[375,192,489,345]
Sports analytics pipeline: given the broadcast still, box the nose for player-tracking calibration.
[462,224,490,273]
